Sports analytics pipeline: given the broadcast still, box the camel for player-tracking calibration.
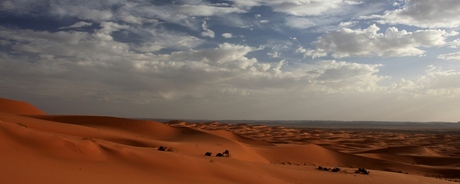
[158,146,167,151]
[222,150,230,157]
[205,152,212,156]
[216,150,230,157]
[355,168,370,174]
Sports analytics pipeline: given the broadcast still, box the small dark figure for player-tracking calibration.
[318,166,323,170]
[332,167,340,172]
[222,150,230,157]
[205,152,212,156]
[355,168,370,174]
[322,167,330,171]
[158,146,167,151]
[216,153,223,157]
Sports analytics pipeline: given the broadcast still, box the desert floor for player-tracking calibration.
[1,98,459,184]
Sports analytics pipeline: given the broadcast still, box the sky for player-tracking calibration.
[0,0,459,122]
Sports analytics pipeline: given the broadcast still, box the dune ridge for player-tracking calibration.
[1,98,459,183]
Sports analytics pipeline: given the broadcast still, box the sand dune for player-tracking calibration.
[29,115,181,141]
[1,98,459,183]
[0,98,45,115]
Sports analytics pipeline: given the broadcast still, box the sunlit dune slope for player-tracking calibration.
[29,115,181,140]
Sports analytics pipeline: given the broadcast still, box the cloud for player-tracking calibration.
[414,65,460,97]
[285,17,317,29]
[177,4,246,16]
[133,31,203,53]
[362,0,460,28]
[49,2,114,22]
[438,52,460,60]
[307,60,387,93]
[284,16,346,31]
[232,0,361,16]
[1,0,459,121]
[59,21,93,29]
[201,21,215,38]
[448,39,460,48]
[222,33,233,38]
[267,52,280,58]
[0,22,390,104]
[0,1,199,31]
[306,24,456,58]
[270,0,343,16]
[338,21,357,27]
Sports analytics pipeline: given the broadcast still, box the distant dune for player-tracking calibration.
[1,97,459,183]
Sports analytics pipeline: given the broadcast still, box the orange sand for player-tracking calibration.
[1,98,459,183]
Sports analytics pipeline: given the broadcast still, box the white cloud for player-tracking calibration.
[362,0,460,28]
[0,23,391,104]
[51,4,114,22]
[222,33,233,38]
[270,0,343,16]
[448,39,460,48]
[232,0,362,16]
[59,21,93,29]
[414,66,460,97]
[296,46,327,59]
[308,24,456,58]
[338,21,357,27]
[267,52,280,58]
[201,21,215,38]
[307,60,386,93]
[284,16,344,30]
[438,52,460,60]
[134,32,203,53]
[177,4,246,16]
[260,20,269,23]
[285,17,316,29]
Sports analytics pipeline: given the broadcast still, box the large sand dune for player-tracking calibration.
[0,98,45,115]
[1,98,459,183]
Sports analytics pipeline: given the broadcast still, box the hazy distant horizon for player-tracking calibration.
[158,119,460,131]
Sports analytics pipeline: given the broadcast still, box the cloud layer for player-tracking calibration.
[301,24,458,58]
[0,0,459,121]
